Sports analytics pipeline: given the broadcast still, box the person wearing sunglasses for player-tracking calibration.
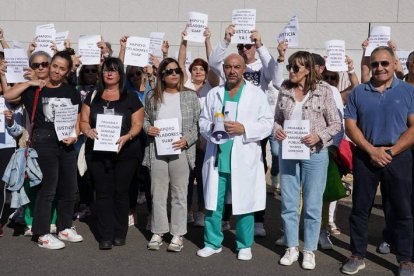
[197,53,273,260]
[143,58,200,252]
[342,46,414,275]
[4,50,84,250]
[209,24,278,238]
[274,51,341,270]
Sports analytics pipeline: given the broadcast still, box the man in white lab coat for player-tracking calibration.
[197,53,273,260]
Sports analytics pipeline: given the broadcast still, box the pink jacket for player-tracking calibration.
[274,81,341,153]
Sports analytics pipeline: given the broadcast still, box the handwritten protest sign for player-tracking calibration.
[124,36,151,67]
[34,28,56,57]
[4,48,29,83]
[79,35,101,65]
[277,15,299,47]
[185,12,208,43]
[397,50,410,75]
[94,114,123,152]
[154,118,181,155]
[231,9,256,44]
[325,40,347,72]
[54,104,78,141]
[282,120,310,160]
[55,31,69,51]
[150,32,165,61]
[365,26,391,56]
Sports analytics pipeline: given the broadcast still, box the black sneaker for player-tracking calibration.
[341,256,365,275]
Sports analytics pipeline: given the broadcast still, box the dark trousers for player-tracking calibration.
[129,164,151,212]
[32,129,78,236]
[88,157,137,241]
[350,148,413,262]
[0,147,15,225]
[187,148,205,210]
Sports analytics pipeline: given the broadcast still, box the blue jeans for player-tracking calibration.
[269,134,280,177]
[280,149,328,251]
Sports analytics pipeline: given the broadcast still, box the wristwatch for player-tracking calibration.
[385,149,393,157]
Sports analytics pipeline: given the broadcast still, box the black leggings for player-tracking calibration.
[0,147,15,225]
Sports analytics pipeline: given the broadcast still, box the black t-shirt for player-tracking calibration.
[84,91,144,160]
[21,83,81,130]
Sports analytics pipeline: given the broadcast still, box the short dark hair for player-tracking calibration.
[189,58,208,73]
[51,50,73,71]
[311,53,325,67]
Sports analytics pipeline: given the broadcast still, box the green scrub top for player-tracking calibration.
[218,81,245,173]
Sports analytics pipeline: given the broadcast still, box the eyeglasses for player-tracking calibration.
[31,62,49,69]
[237,44,254,51]
[128,71,142,78]
[286,64,300,73]
[324,75,338,81]
[83,68,98,74]
[163,68,182,76]
[370,60,390,68]
[102,68,118,74]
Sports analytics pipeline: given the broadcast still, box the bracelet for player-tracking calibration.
[277,57,285,63]
[347,69,355,74]
[128,132,134,140]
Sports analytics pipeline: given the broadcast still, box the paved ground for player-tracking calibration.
[0,190,398,276]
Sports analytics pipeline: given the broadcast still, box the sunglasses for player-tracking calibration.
[370,60,390,68]
[286,64,300,73]
[84,68,98,74]
[163,68,182,76]
[237,44,254,51]
[31,62,49,69]
[324,75,338,81]
[128,71,142,78]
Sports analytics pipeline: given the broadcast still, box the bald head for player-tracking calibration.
[223,53,246,89]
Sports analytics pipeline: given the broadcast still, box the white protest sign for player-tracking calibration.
[124,36,151,67]
[94,114,123,152]
[149,32,165,61]
[54,104,78,141]
[277,15,299,47]
[154,118,181,155]
[55,31,69,51]
[34,28,56,57]
[4,48,30,83]
[78,35,101,65]
[185,12,208,43]
[397,50,410,75]
[365,26,391,56]
[325,40,347,72]
[231,9,256,44]
[282,120,310,160]
[36,23,55,32]
[0,98,5,133]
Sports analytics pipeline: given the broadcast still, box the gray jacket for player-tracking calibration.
[143,90,201,169]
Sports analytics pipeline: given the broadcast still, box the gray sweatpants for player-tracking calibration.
[150,153,189,236]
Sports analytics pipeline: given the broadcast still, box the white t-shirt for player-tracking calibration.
[158,92,182,134]
[290,92,310,120]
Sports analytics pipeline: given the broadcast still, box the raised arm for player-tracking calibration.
[178,27,189,84]
[388,40,404,79]
[208,24,234,81]
[341,56,360,105]
[204,27,213,60]
[0,27,10,49]
[360,39,371,83]
[273,41,288,90]
[251,29,275,86]
[118,35,128,63]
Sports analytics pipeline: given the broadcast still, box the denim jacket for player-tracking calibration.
[2,147,43,191]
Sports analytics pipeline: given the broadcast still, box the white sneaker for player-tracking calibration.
[50,224,57,234]
[238,247,252,261]
[147,234,163,250]
[275,234,285,246]
[194,212,205,227]
[319,230,333,250]
[222,220,231,231]
[128,213,136,226]
[197,247,222,257]
[38,234,65,250]
[167,235,184,252]
[24,226,33,236]
[254,222,266,237]
[187,211,194,223]
[58,227,83,242]
[302,250,316,270]
[280,247,299,266]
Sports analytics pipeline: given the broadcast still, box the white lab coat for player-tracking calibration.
[199,81,273,215]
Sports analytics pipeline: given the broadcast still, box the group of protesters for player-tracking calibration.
[1,21,414,276]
